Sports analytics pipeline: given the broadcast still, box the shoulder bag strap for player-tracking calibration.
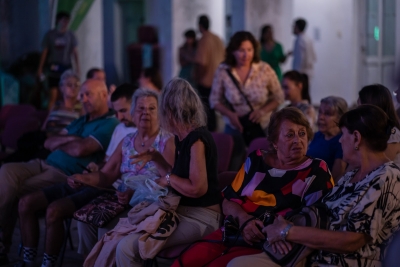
[225,69,254,112]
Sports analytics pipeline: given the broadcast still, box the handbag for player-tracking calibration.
[225,69,266,146]
[73,192,130,228]
[222,211,275,250]
[263,202,330,267]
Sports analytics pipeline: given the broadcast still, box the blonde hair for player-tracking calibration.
[159,78,206,133]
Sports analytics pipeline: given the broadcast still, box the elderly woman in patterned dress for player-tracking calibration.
[72,88,175,256]
[229,104,400,267]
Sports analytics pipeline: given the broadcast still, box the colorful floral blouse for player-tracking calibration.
[210,62,284,129]
[223,150,334,217]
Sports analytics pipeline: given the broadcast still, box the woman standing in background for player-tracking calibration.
[260,25,288,81]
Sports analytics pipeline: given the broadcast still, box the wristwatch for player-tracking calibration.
[165,172,171,186]
[280,223,293,241]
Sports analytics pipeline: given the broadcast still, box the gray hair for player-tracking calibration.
[130,88,160,116]
[159,78,206,132]
[59,69,79,86]
[320,96,348,119]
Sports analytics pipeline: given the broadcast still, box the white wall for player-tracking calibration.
[293,0,359,106]
[244,0,293,72]
[75,0,104,81]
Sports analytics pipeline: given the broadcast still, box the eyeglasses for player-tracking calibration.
[62,83,80,88]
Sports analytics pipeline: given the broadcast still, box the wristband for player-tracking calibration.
[280,223,293,241]
[165,172,171,186]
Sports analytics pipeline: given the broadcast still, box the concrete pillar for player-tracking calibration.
[74,0,103,81]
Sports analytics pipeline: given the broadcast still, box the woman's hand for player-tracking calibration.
[228,112,243,133]
[155,175,168,187]
[116,189,134,204]
[268,240,293,255]
[249,109,265,124]
[130,148,162,169]
[239,214,265,245]
[263,215,291,243]
[67,175,83,189]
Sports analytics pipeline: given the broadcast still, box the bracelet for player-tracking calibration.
[280,223,293,241]
[165,172,171,186]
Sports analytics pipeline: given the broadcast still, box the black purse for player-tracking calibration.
[222,211,275,250]
[262,202,330,267]
[225,69,266,146]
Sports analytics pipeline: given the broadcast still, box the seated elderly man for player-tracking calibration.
[16,83,137,267]
[0,79,119,265]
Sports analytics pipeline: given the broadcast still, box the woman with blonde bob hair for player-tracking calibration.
[115,78,222,266]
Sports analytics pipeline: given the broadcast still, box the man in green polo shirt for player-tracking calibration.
[0,79,118,264]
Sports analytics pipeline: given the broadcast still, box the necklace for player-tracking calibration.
[138,130,159,148]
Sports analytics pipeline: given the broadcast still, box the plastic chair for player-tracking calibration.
[211,132,234,173]
[0,104,37,130]
[218,171,237,192]
[0,115,40,151]
[247,137,270,156]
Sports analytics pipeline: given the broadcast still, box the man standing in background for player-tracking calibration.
[194,15,225,131]
[292,18,316,83]
[37,12,80,111]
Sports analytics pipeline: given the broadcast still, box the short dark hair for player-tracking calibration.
[267,107,314,147]
[225,31,260,67]
[56,12,70,24]
[358,84,400,130]
[184,29,196,39]
[339,104,390,152]
[198,15,210,30]
[295,18,307,32]
[110,83,137,103]
[142,67,163,90]
[86,68,102,79]
[283,70,311,103]
[260,25,272,44]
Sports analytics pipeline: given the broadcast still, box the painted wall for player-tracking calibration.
[75,0,104,81]
[293,0,359,106]
[243,0,294,73]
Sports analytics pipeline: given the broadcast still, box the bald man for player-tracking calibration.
[0,80,119,265]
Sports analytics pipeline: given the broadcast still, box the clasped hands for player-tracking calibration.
[240,214,293,255]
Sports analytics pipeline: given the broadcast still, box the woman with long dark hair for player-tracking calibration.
[282,70,316,130]
[259,25,288,81]
[358,84,400,165]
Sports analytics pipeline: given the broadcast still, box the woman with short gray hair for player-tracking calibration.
[116,78,221,266]
[307,96,348,181]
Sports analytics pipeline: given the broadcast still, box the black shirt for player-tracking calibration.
[172,127,220,207]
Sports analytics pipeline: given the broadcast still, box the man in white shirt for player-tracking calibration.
[292,18,317,80]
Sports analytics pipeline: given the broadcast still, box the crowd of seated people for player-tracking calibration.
[0,28,399,267]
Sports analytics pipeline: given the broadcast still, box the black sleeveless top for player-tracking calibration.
[171,127,220,207]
